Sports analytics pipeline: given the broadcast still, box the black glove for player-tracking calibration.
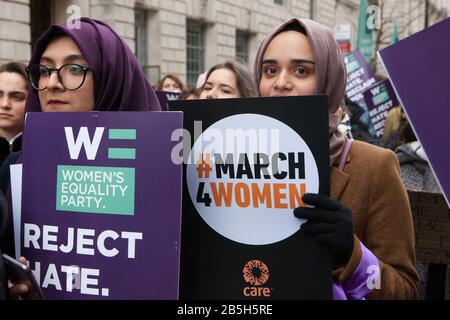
[294,193,354,269]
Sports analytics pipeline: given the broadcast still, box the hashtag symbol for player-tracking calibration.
[196,153,212,178]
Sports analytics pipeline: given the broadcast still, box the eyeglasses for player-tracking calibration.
[26,64,91,91]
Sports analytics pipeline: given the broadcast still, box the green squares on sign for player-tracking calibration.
[372,91,390,105]
[108,148,136,160]
[108,129,136,140]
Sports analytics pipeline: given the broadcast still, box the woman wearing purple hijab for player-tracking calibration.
[254,18,419,299]
[1,18,161,299]
[25,17,161,112]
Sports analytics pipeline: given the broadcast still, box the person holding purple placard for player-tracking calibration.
[0,17,161,300]
[254,18,419,299]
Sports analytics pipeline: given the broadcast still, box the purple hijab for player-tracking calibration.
[25,17,161,112]
[254,18,348,167]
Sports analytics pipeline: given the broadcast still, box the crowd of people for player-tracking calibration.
[0,15,444,300]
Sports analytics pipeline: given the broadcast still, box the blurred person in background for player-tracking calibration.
[158,74,185,93]
[177,87,201,100]
[0,62,28,165]
[199,61,255,99]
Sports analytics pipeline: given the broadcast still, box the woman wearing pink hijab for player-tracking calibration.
[254,18,418,299]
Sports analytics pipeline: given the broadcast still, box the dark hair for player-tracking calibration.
[278,21,307,36]
[0,62,29,88]
[178,87,201,100]
[203,61,256,98]
[399,121,417,144]
[158,74,185,92]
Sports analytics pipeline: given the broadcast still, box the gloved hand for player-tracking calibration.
[294,193,354,269]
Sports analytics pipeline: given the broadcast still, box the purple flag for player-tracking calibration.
[156,91,181,111]
[379,17,450,206]
[344,49,377,106]
[21,112,183,299]
[344,49,379,136]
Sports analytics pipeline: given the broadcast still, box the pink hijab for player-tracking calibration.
[254,18,348,167]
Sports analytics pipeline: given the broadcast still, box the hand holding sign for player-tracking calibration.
[171,96,332,299]
[294,194,354,269]
[6,256,32,300]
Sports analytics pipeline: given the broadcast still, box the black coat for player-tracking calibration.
[0,151,22,299]
[0,134,22,168]
[0,189,8,299]
[0,152,21,259]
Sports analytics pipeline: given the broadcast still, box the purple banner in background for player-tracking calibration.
[21,112,183,299]
[156,91,180,111]
[363,79,399,138]
[379,17,450,206]
[344,49,377,106]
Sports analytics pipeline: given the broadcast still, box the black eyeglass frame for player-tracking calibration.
[25,64,91,91]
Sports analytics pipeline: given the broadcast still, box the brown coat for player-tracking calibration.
[331,140,419,299]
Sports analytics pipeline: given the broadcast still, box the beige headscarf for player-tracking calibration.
[254,18,348,167]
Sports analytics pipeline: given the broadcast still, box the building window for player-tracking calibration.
[274,0,283,5]
[236,30,250,64]
[186,20,205,88]
[135,8,148,67]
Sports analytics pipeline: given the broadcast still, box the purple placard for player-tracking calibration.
[363,79,399,138]
[21,112,183,299]
[156,91,180,111]
[379,17,450,206]
[344,49,377,106]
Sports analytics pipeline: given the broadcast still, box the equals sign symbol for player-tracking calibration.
[107,129,136,160]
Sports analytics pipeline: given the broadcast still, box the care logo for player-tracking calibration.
[242,260,271,297]
[56,127,136,215]
[186,114,319,245]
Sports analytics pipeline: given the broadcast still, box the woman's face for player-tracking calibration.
[38,36,95,112]
[0,72,27,136]
[200,68,240,99]
[162,77,182,93]
[259,31,317,97]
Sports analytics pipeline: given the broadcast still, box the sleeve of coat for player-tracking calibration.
[364,148,419,299]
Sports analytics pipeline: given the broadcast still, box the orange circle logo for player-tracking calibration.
[243,260,269,286]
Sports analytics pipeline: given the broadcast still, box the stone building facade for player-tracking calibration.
[0,0,448,87]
